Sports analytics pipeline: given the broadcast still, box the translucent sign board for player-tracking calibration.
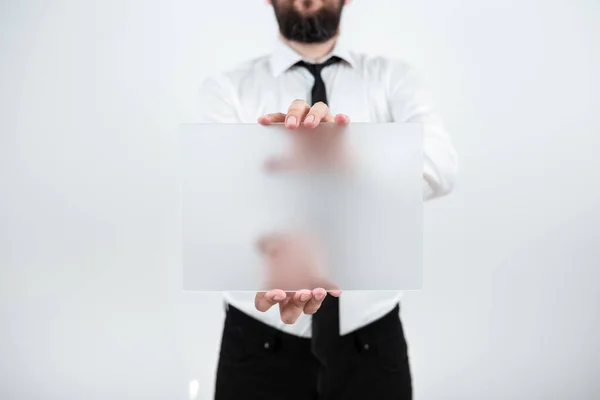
[179,123,422,291]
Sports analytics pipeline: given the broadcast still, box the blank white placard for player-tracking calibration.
[179,123,422,291]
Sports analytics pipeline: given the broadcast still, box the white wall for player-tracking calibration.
[1,0,599,399]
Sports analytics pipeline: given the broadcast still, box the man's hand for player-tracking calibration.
[254,233,341,324]
[259,100,353,173]
[257,99,350,129]
[254,99,349,324]
[255,289,342,325]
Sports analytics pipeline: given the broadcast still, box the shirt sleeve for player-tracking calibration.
[387,62,459,201]
[193,74,242,123]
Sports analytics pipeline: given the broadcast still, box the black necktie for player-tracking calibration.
[295,56,342,361]
[295,56,342,106]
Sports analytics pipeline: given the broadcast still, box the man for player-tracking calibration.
[197,0,458,398]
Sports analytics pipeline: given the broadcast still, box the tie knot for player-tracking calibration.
[295,56,342,77]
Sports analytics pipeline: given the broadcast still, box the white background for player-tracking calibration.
[1,0,599,399]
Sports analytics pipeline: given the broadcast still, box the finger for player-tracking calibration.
[322,113,336,123]
[286,100,311,129]
[258,113,287,125]
[321,282,342,297]
[280,289,312,324]
[334,113,350,125]
[255,290,287,312]
[303,288,327,315]
[303,102,331,128]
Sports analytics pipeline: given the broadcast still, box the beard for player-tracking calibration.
[272,0,345,43]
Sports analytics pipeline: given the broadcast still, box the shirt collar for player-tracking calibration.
[269,36,355,78]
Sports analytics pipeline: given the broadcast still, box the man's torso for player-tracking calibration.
[199,45,416,337]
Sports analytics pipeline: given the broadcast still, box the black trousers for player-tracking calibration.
[214,304,412,400]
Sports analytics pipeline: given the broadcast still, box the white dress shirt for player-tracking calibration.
[194,37,458,337]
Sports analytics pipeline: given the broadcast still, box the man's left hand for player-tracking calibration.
[257,99,350,129]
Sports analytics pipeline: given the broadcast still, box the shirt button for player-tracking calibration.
[363,343,370,351]
[264,342,270,349]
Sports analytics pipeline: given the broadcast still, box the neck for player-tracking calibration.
[280,34,339,62]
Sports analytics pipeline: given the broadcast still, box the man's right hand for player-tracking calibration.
[254,233,341,324]
[255,289,341,325]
